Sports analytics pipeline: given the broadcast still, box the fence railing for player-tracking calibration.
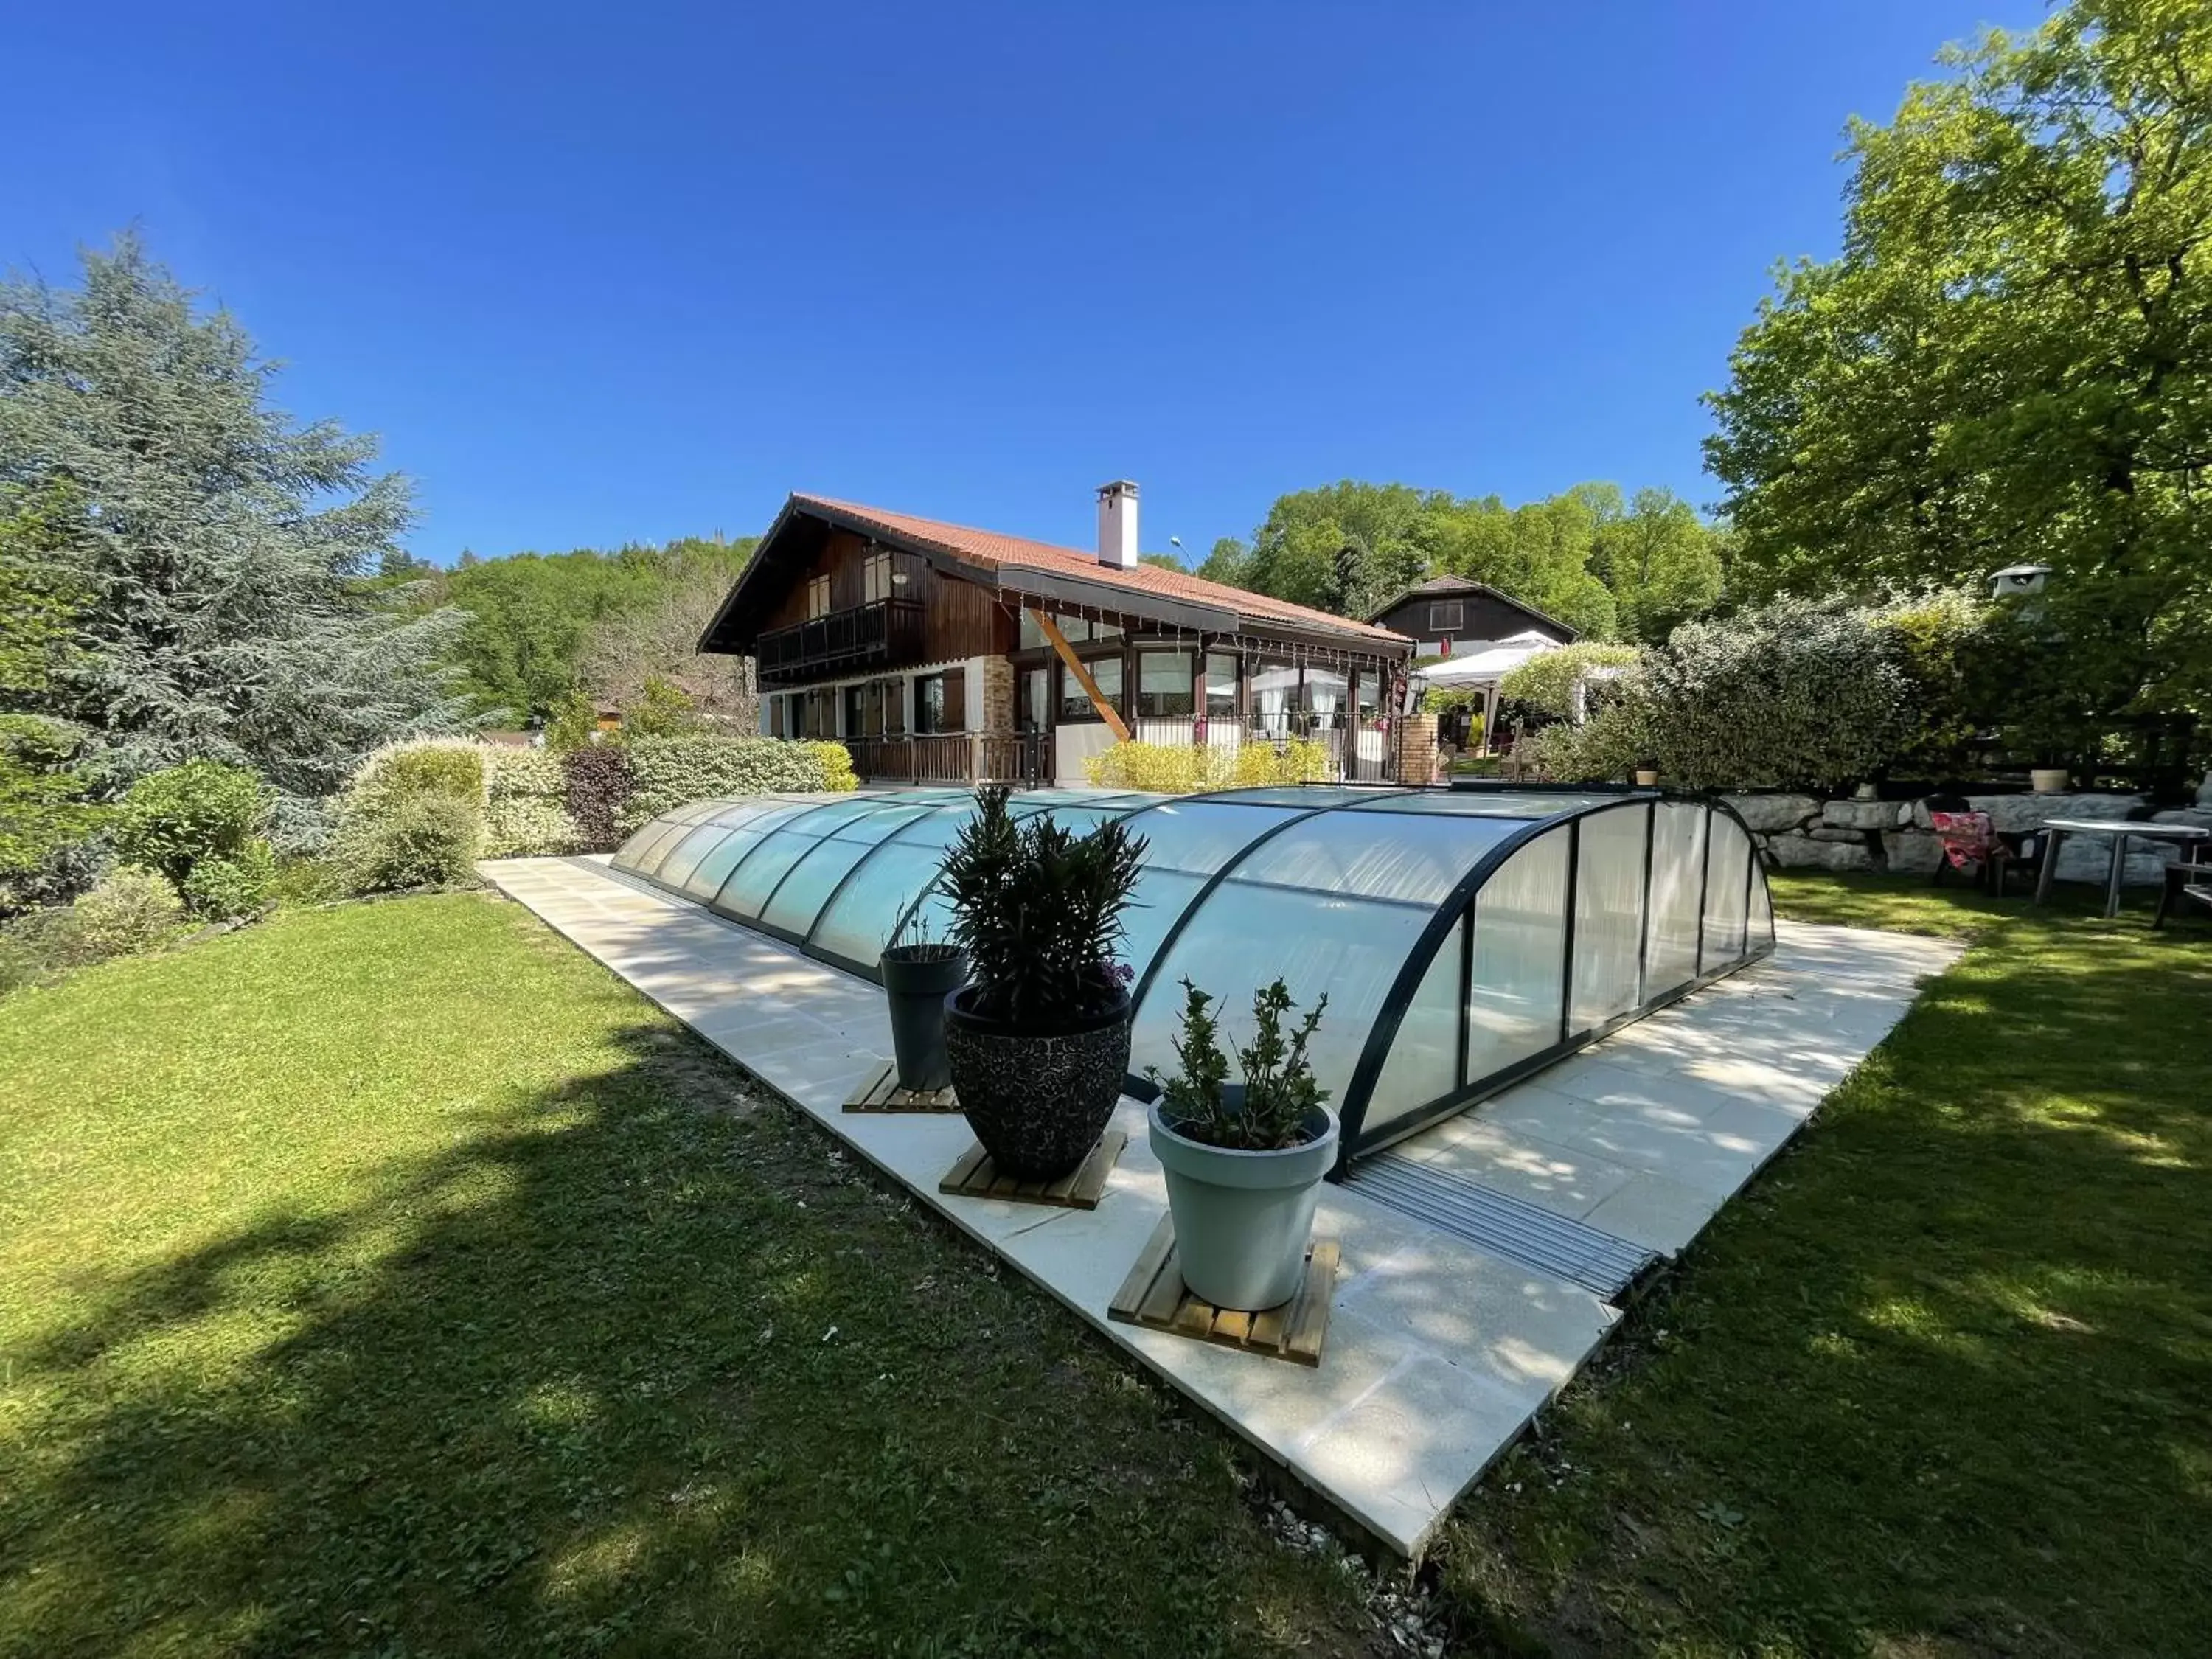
[756,599,924,683]
[841,730,1049,787]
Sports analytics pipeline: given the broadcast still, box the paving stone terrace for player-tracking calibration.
[480,852,1958,1559]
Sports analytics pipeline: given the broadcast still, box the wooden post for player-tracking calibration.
[1031,608,1131,741]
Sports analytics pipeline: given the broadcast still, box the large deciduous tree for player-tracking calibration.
[1705,0,2212,733]
[0,234,465,838]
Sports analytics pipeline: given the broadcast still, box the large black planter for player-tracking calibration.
[880,945,969,1092]
[942,985,1132,1180]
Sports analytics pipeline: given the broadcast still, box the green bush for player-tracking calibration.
[111,759,272,908]
[266,857,349,908]
[620,737,858,832]
[0,715,105,912]
[484,795,582,858]
[1873,589,1993,779]
[338,794,483,893]
[179,842,277,918]
[808,740,860,793]
[68,866,187,958]
[486,746,567,801]
[1083,739,1332,793]
[1497,644,1644,720]
[350,740,490,807]
[1519,702,1649,784]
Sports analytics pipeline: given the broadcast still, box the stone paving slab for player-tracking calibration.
[479,855,1951,1558]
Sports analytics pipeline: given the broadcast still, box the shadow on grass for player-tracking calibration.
[1438,908,2212,1658]
[0,946,1366,1658]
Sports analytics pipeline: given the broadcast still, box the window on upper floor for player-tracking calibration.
[807,574,832,619]
[862,552,891,604]
[1428,600,1464,632]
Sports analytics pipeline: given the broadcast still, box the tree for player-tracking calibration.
[0,482,100,905]
[1137,551,1186,571]
[575,540,759,728]
[1589,487,1726,643]
[0,234,465,835]
[1705,0,2212,737]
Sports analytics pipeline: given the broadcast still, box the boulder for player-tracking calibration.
[1809,826,1870,844]
[2152,808,2212,831]
[1766,832,1876,872]
[1974,791,2143,834]
[1882,830,1946,876]
[1724,793,1820,834]
[1821,799,1905,831]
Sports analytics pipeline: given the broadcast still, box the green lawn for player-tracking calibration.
[1438,877,2212,1656]
[5,879,2208,1658]
[0,896,1377,1658]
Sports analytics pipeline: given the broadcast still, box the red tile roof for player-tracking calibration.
[794,494,1411,650]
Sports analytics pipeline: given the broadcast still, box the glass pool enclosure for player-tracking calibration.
[611,785,1775,1163]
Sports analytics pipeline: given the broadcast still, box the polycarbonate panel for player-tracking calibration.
[1702,815,1753,964]
[1231,810,1518,905]
[1363,913,1466,1140]
[1199,786,1402,809]
[1748,859,1775,945]
[1644,802,1708,995]
[1465,828,1569,1082]
[1348,790,1617,819]
[807,842,956,964]
[1119,869,1208,982]
[1131,886,1431,1110]
[1117,801,1304,874]
[1569,804,1649,1034]
[709,804,881,920]
[628,817,709,876]
[656,823,740,891]
[759,807,933,935]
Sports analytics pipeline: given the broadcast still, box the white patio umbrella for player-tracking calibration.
[1409,632,1560,753]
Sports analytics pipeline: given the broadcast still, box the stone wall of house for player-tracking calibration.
[979,654,1015,734]
[1719,791,2212,885]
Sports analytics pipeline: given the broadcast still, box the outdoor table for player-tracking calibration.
[2033,818,2212,919]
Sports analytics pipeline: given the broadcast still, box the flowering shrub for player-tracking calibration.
[67,865,186,957]
[486,747,567,801]
[807,740,860,793]
[1496,644,1643,720]
[1085,739,1332,793]
[1525,597,1910,792]
[619,737,860,832]
[484,795,582,858]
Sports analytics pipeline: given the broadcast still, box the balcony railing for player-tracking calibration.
[756,598,925,684]
[843,731,1049,787]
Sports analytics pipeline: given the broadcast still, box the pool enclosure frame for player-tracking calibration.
[609,783,1775,1171]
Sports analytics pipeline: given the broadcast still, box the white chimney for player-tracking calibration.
[1096,479,1139,569]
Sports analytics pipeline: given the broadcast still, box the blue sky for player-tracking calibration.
[4,1,2027,565]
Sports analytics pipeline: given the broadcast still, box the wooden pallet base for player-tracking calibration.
[1108,1215,1338,1367]
[842,1060,962,1113]
[938,1129,1126,1209]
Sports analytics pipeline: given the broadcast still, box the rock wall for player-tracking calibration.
[1717,791,2212,886]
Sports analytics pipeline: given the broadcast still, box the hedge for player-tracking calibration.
[619,736,859,832]
[1084,739,1332,793]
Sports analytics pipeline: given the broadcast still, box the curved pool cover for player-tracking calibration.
[611,785,1775,1161]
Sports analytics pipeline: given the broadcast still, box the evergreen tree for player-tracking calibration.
[0,234,465,838]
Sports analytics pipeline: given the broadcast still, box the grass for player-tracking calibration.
[0,895,1379,1658]
[7,874,2209,1657]
[1436,877,2212,1656]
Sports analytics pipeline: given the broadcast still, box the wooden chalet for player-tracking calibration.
[698,484,1416,785]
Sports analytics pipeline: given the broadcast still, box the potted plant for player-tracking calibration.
[1147,978,1340,1312]
[878,911,967,1093]
[939,785,1146,1180]
[1633,761,1660,787]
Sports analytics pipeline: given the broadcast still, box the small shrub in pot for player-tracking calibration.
[1147,978,1340,1312]
[938,785,1144,1180]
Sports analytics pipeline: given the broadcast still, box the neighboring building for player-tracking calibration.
[697,484,1414,785]
[1366,574,1576,660]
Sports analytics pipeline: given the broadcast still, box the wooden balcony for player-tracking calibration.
[756,598,925,685]
[844,731,1049,787]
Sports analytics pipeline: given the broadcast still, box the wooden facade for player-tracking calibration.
[1367,578,1576,656]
